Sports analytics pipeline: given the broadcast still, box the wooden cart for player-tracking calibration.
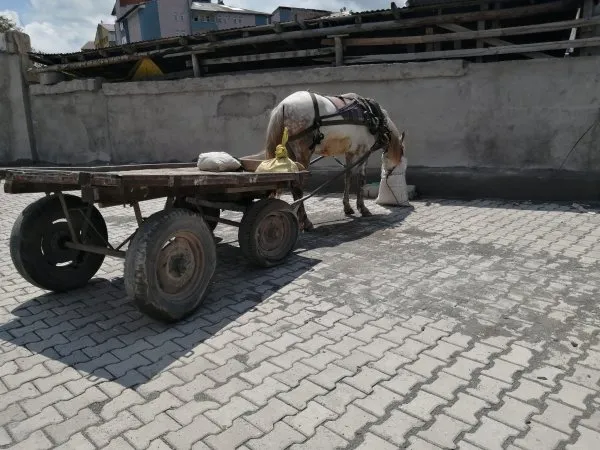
[3,161,308,323]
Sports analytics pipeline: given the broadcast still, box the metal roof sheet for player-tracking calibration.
[100,23,116,31]
[190,2,269,15]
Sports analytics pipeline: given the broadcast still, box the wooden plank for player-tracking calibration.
[4,168,309,192]
[201,48,335,66]
[2,162,198,176]
[344,36,600,63]
[438,24,553,59]
[33,0,570,72]
[88,169,309,189]
[320,18,600,47]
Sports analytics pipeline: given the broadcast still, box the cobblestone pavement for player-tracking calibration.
[1,185,600,450]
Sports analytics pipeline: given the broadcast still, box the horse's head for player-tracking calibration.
[382,113,406,172]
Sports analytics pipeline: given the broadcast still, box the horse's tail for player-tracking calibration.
[264,103,286,160]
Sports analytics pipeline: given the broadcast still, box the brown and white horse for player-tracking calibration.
[254,90,406,231]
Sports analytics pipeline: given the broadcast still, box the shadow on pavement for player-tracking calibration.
[0,203,414,390]
[297,203,415,252]
[0,242,320,389]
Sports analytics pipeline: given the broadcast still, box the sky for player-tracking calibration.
[0,0,397,54]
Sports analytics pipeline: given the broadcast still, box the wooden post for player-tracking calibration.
[434,9,442,51]
[426,27,434,52]
[328,34,348,67]
[477,3,488,63]
[334,36,344,66]
[581,0,600,56]
[191,53,201,77]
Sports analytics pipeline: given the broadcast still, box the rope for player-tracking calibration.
[557,110,600,171]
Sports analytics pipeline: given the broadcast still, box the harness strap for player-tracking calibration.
[286,91,390,151]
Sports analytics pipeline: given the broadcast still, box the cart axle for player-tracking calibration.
[64,241,126,259]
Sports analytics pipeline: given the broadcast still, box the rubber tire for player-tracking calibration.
[173,197,220,232]
[238,198,299,268]
[124,208,217,323]
[10,194,108,292]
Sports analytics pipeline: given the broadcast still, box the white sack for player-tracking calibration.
[376,157,410,206]
[197,151,242,172]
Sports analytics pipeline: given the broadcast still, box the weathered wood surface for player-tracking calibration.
[3,166,309,195]
[320,18,600,47]
[436,23,553,59]
[344,36,600,63]
[0,162,197,178]
[201,48,335,65]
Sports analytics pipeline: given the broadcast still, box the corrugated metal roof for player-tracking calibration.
[272,6,332,14]
[190,2,269,16]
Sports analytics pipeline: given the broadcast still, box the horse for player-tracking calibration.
[253,90,406,232]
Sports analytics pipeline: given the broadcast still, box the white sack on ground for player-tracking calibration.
[197,152,241,172]
[376,157,410,206]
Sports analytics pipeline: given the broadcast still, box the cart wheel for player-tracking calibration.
[124,208,217,323]
[238,198,299,268]
[10,194,108,292]
[173,197,220,232]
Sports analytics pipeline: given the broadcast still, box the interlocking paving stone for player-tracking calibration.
[1,191,600,449]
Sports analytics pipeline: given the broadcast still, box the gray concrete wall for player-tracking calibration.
[0,32,36,163]
[27,56,600,175]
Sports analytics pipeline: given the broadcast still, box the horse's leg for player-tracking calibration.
[357,159,372,217]
[291,182,314,232]
[290,147,314,232]
[343,155,355,216]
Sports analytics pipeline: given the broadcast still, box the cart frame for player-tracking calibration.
[3,161,309,322]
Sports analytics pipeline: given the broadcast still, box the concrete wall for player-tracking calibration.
[28,56,600,174]
[0,32,36,163]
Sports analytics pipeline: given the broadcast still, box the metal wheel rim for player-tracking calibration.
[156,230,205,299]
[39,212,90,268]
[254,211,296,259]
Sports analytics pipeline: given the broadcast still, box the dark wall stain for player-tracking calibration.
[217,92,276,118]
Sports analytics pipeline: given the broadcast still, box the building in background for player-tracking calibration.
[94,23,117,48]
[270,6,331,23]
[191,1,270,33]
[111,0,170,44]
[81,41,95,51]
[111,0,270,44]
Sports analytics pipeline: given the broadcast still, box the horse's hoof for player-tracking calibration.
[303,222,315,232]
[360,208,373,217]
[344,206,355,216]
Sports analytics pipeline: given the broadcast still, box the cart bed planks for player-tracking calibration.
[4,165,308,190]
